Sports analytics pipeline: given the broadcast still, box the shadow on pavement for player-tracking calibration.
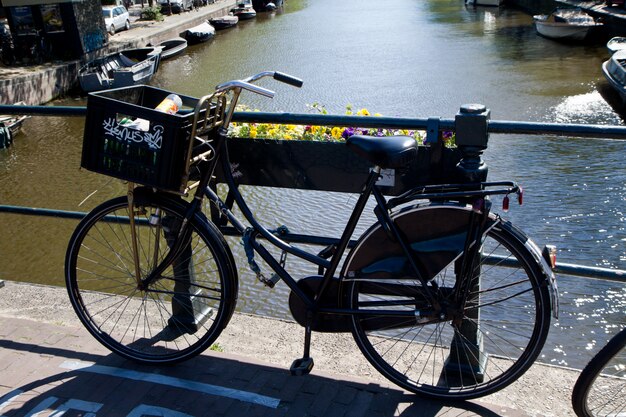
[0,337,509,417]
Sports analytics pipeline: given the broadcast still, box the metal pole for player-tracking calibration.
[445,104,491,383]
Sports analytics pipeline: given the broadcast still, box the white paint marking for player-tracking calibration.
[60,360,280,409]
[127,404,195,417]
[0,389,24,416]
[48,398,103,417]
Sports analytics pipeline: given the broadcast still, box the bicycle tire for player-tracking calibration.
[572,327,626,417]
[343,204,552,400]
[65,189,238,364]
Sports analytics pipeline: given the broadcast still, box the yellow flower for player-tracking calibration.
[283,134,292,140]
[331,127,343,139]
[357,108,370,116]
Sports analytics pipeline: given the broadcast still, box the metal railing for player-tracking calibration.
[1,104,625,283]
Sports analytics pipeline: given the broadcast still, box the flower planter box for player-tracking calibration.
[216,138,463,195]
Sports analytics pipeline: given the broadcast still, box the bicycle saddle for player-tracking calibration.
[346,135,417,169]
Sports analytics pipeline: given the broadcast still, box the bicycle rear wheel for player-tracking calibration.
[344,204,552,399]
[572,327,626,417]
[65,190,237,364]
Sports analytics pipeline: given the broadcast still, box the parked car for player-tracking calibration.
[102,5,130,35]
[157,0,193,14]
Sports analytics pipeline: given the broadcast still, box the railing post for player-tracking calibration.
[454,104,490,183]
[443,104,491,384]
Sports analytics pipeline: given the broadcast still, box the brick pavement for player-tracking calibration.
[0,316,530,417]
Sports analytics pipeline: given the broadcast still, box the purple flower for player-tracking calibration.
[342,127,355,139]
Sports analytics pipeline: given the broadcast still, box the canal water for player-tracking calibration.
[1,0,624,369]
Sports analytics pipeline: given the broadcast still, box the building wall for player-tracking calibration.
[71,0,108,56]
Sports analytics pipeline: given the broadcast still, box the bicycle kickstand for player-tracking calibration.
[290,321,314,376]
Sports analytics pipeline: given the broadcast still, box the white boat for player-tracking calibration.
[533,8,602,42]
[78,47,162,93]
[607,37,626,55]
[181,21,216,45]
[0,102,29,148]
[230,1,256,20]
[602,49,626,103]
[154,37,188,60]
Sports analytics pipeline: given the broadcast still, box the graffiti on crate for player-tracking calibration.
[103,117,164,150]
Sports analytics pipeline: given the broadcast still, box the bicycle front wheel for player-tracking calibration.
[65,190,237,364]
[572,327,626,417]
[344,205,552,400]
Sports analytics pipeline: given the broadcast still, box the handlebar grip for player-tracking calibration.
[274,72,303,88]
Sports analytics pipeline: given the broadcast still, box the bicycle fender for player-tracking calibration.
[343,203,474,283]
[498,220,559,319]
[343,203,559,319]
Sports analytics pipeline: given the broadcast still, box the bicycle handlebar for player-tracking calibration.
[215,79,276,98]
[213,71,303,128]
[273,71,304,88]
[215,71,303,97]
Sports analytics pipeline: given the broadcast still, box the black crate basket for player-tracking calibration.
[82,85,209,193]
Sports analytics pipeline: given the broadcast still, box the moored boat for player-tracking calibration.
[474,0,503,6]
[607,36,626,55]
[153,37,188,60]
[230,1,256,20]
[78,47,162,93]
[602,49,626,104]
[181,21,216,45]
[533,8,602,42]
[0,102,29,148]
[209,14,239,30]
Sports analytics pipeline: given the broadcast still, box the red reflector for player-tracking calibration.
[518,186,524,205]
[502,195,509,212]
[542,245,557,269]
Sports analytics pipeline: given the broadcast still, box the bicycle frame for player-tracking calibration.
[201,129,503,321]
[137,71,521,326]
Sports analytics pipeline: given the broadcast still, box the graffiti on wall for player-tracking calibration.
[82,30,106,53]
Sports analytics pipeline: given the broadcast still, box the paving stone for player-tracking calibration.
[307,383,337,417]
[344,390,374,417]
[0,308,552,417]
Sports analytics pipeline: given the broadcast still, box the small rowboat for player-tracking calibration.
[209,14,239,30]
[0,102,29,148]
[78,47,162,93]
[154,37,188,60]
[607,37,626,55]
[533,8,602,42]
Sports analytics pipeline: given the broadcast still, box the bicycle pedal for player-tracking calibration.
[290,357,314,376]
[261,273,281,288]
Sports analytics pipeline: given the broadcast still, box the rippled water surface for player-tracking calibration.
[1,0,624,369]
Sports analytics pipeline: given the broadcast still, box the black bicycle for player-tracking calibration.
[65,71,558,400]
[572,326,625,417]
